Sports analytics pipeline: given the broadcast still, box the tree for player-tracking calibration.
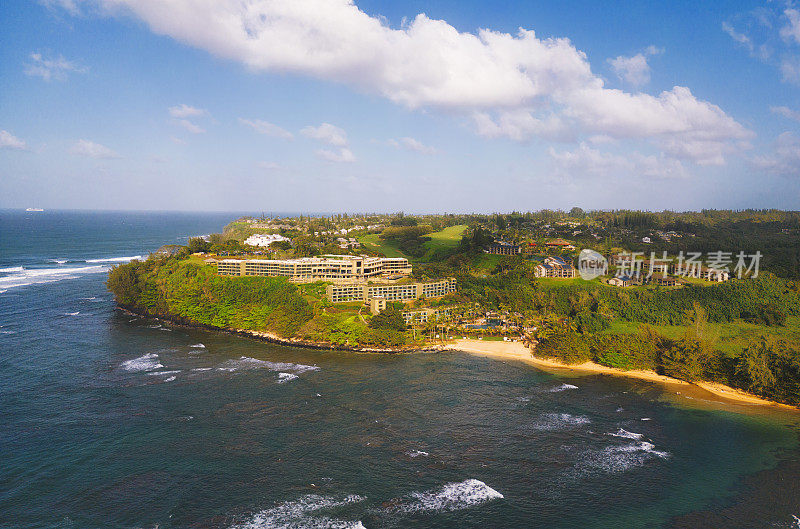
[368,307,407,331]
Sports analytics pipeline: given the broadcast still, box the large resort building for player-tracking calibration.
[216,255,411,282]
[533,256,577,278]
[326,278,457,303]
[214,254,455,305]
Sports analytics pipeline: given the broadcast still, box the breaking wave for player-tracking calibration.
[121,353,163,372]
[392,479,503,514]
[531,413,591,431]
[189,343,206,348]
[85,255,143,263]
[607,428,644,440]
[277,372,299,383]
[217,356,320,374]
[0,265,108,290]
[549,383,579,392]
[576,441,670,475]
[230,494,365,529]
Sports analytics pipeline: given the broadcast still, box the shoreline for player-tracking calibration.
[116,305,795,411]
[443,339,797,410]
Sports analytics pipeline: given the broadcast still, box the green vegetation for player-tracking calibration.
[107,257,412,348]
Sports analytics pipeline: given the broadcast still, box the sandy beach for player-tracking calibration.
[444,338,794,409]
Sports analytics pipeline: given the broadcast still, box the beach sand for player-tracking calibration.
[444,339,794,409]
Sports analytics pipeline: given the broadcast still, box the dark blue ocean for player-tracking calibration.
[1,210,799,529]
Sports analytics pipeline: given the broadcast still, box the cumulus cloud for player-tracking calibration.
[608,46,662,87]
[239,118,293,139]
[549,143,687,180]
[176,119,205,134]
[723,7,800,83]
[388,136,436,154]
[168,104,208,133]
[301,123,348,146]
[0,130,27,150]
[70,0,749,164]
[780,8,800,44]
[771,105,800,122]
[24,52,87,81]
[70,139,120,159]
[168,104,207,118]
[316,147,355,163]
[750,132,800,177]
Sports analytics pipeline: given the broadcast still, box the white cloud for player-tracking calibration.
[70,139,120,159]
[771,105,800,122]
[168,104,207,118]
[316,148,355,163]
[24,52,87,81]
[176,119,205,134]
[549,143,687,180]
[780,56,800,84]
[257,161,281,169]
[608,47,662,87]
[722,21,754,52]
[239,118,293,139]
[750,132,800,177]
[388,136,436,154]
[301,123,348,146]
[60,0,749,165]
[780,8,800,44]
[0,130,27,150]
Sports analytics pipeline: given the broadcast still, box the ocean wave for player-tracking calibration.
[392,479,503,514]
[49,259,68,264]
[577,441,669,475]
[189,343,206,348]
[217,356,320,375]
[0,266,24,273]
[549,383,579,392]
[531,413,591,431]
[607,428,644,440]
[0,264,108,290]
[231,494,365,529]
[121,353,163,372]
[147,370,182,376]
[405,449,429,458]
[85,255,143,263]
[164,376,177,382]
[277,372,299,383]
[63,311,80,316]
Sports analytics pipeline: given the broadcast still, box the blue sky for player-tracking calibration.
[1,0,799,213]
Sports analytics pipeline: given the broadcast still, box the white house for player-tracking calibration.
[244,233,291,247]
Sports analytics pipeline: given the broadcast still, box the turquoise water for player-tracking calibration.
[1,210,799,529]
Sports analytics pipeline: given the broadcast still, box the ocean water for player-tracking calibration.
[1,210,799,529]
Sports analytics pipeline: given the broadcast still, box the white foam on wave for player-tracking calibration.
[121,353,163,372]
[0,330,16,334]
[85,255,143,263]
[277,372,299,383]
[49,259,68,264]
[191,367,212,372]
[147,370,182,376]
[393,479,503,514]
[531,413,591,431]
[217,356,320,375]
[64,311,80,316]
[577,441,670,475]
[230,493,365,529]
[164,376,177,382]
[0,264,108,290]
[607,428,644,440]
[549,383,579,392]
[189,343,206,348]
[405,449,429,458]
[0,266,24,273]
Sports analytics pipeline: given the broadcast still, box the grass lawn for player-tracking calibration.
[358,233,411,259]
[604,317,800,356]
[423,225,466,252]
[359,225,467,262]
